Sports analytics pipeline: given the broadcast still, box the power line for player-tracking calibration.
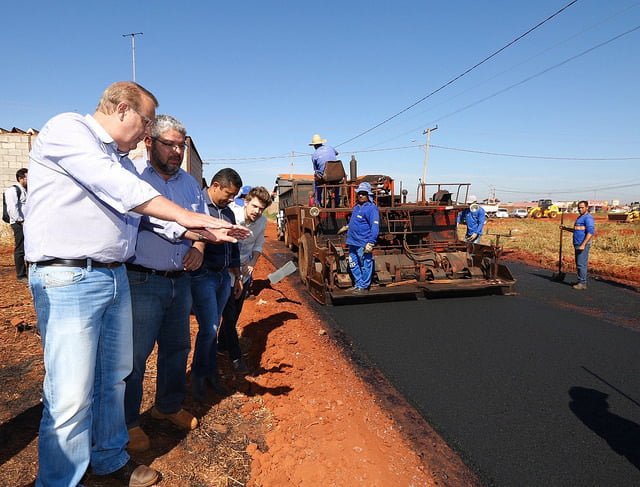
[429,145,640,161]
[203,143,639,163]
[334,0,581,148]
[429,24,640,125]
[496,181,640,195]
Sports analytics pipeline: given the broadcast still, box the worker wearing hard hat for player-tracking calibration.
[309,134,339,206]
[457,195,486,244]
[344,182,379,293]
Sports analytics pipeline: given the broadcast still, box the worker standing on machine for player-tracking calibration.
[343,182,379,294]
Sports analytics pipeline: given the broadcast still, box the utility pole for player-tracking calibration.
[289,150,294,178]
[421,125,438,199]
[122,32,143,82]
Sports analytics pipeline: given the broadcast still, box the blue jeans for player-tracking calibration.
[575,242,591,285]
[124,271,192,427]
[30,263,132,486]
[348,245,374,289]
[190,268,231,378]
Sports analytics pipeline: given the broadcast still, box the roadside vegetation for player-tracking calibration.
[480,216,640,282]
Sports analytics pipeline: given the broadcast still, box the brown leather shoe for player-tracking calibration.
[107,459,160,487]
[151,407,198,430]
[127,426,150,452]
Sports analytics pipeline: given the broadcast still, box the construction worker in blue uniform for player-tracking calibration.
[457,195,486,243]
[560,200,595,290]
[342,182,379,293]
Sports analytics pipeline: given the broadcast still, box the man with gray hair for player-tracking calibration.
[124,115,206,452]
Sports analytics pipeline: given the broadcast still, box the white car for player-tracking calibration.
[510,209,528,218]
[495,208,509,218]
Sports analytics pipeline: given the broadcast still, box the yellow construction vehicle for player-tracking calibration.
[608,202,640,223]
[528,199,561,219]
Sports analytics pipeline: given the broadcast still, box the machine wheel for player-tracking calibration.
[298,233,314,284]
[548,211,558,218]
[531,209,542,218]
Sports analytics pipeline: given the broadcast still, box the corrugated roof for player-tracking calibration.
[0,127,39,135]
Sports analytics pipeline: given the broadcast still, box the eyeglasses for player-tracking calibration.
[129,106,153,127]
[152,137,188,151]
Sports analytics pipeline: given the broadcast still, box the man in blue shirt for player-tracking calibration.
[190,168,243,401]
[24,82,247,487]
[124,115,207,452]
[457,195,486,244]
[310,134,339,206]
[561,200,595,290]
[345,182,380,293]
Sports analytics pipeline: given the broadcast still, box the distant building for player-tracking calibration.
[0,127,38,191]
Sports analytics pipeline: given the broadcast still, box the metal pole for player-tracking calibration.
[421,125,438,200]
[122,32,143,82]
[290,150,294,178]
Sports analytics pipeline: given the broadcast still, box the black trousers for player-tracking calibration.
[219,279,250,361]
[11,222,26,278]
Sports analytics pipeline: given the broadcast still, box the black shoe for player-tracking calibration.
[232,358,249,375]
[105,459,160,487]
[191,375,207,402]
[206,375,229,395]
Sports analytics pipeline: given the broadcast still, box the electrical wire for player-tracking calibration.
[334,0,581,149]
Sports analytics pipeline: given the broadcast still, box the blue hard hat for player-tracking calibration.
[234,185,252,205]
[355,182,373,195]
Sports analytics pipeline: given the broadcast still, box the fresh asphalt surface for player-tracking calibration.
[265,239,640,486]
[328,262,640,487]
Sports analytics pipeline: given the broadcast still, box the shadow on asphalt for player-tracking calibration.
[569,386,640,471]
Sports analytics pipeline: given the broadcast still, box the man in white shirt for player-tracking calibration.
[219,186,272,374]
[3,168,28,282]
[25,81,247,487]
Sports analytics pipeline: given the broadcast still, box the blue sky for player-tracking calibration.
[2,0,639,204]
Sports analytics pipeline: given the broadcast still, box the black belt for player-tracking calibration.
[35,258,123,269]
[126,263,185,278]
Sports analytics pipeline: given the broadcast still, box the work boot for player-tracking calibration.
[127,426,150,452]
[572,283,587,290]
[151,407,198,430]
[103,459,160,487]
[232,358,249,375]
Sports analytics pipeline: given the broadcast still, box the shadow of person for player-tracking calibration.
[0,402,43,467]
[241,311,298,365]
[248,278,301,305]
[569,386,640,470]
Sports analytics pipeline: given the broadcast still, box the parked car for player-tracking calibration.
[495,208,509,218]
[510,209,528,218]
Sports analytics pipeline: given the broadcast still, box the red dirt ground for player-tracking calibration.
[0,219,637,486]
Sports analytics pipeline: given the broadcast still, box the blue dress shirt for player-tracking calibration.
[129,160,208,271]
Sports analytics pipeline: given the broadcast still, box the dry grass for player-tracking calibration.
[481,217,640,269]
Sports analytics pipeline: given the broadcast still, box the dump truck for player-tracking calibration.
[274,163,516,304]
[528,199,561,218]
